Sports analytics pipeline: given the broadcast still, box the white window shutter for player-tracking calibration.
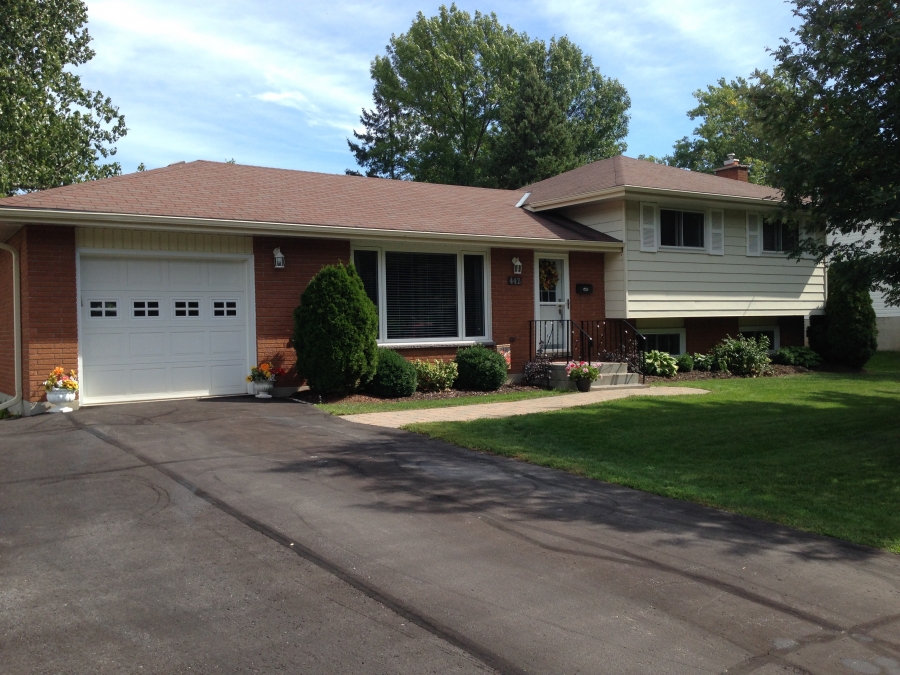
[709,209,725,255]
[746,213,762,256]
[640,203,658,253]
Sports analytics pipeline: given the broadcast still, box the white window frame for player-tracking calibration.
[172,298,202,319]
[738,325,780,351]
[658,208,706,252]
[639,328,686,356]
[131,298,162,319]
[211,299,239,318]
[350,244,492,346]
[86,298,121,320]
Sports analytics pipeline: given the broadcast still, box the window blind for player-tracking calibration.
[353,250,379,309]
[463,255,485,337]
[385,252,458,339]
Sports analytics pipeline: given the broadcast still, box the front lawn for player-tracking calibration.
[406,352,900,553]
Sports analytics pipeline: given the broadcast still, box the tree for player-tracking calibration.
[751,0,900,304]
[822,263,879,367]
[0,0,126,196]
[292,263,378,394]
[669,77,773,185]
[348,4,629,186]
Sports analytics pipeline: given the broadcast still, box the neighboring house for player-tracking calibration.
[0,156,824,415]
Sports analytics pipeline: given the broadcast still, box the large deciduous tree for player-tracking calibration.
[669,77,773,185]
[348,4,629,188]
[752,0,900,304]
[0,0,126,197]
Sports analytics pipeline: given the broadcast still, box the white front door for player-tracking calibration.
[79,254,252,404]
[536,256,569,353]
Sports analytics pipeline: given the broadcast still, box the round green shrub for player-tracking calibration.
[710,335,771,377]
[455,345,507,391]
[644,350,678,377]
[367,348,417,398]
[773,346,822,368]
[293,263,378,394]
[692,353,713,371]
[824,264,878,368]
[675,353,694,372]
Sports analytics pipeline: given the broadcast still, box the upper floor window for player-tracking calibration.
[763,220,798,252]
[660,209,704,248]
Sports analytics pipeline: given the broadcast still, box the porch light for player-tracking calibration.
[511,257,523,274]
[273,248,285,269]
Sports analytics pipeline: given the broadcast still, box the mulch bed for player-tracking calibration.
[291,383,549,406]
[644,364,810,384]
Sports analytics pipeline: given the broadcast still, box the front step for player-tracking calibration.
[546,362,643,390]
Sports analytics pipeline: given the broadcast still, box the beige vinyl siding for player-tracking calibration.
[76,227,252,255]
[623,201,824,318]
[563,200,627,317]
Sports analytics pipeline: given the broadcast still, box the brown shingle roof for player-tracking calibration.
[0,160,618,243]
[524,155,782,206]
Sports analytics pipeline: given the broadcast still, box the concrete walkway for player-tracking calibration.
[343,385,708,427]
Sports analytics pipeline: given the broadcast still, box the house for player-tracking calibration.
[0,156,824,415]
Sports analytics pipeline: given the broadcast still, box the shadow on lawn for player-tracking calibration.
[266,388,898,562]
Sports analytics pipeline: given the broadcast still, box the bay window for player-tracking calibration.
[353,247,488,343]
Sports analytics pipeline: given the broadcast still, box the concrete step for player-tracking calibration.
[545,364,642,391]
[547,361,629,375]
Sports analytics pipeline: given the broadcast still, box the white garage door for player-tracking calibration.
[79,255,252,404]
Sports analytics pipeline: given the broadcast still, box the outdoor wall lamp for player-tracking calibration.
[511,256,522,274]
[273,248,285,269]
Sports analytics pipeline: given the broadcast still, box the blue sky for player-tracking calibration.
[80,0,799,176]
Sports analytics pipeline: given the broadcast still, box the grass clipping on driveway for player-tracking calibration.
[406,352,900,554]
[318,388,569,416]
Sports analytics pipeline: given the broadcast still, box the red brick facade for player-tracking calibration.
[684,317,741,355]
[4,226,80,402]
[0,236,18,397]
[253,236,351,385]
[490,248,535,373]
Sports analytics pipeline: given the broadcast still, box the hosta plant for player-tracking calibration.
[644,350,678,377]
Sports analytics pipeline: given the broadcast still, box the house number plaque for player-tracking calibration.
[507,276,522,285]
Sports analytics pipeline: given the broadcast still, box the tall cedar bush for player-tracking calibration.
[824,264,878,368]
[293,263,378,394]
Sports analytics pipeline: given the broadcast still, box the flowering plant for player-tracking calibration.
[44,367,79,391]
[565,361,599,382]
[246,362,287,383]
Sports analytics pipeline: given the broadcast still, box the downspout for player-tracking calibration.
[0,242,22,413]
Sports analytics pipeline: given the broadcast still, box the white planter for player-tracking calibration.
[47,388,76,413]
[253,381,274,399]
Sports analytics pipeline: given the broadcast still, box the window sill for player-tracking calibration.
[380,340,495,349]
[658,245,708,254]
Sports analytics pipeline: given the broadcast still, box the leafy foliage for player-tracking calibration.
[455,344,508,391]
[413,359,458,392]
[675,353,695,373]
[669,77,772,185]
[523,355,551,386]
[751,0,900,304]
[824,263,878,368]
[710,335,771,377]
[692,353,714,371]
[643,350,678,377]
[349,5,629,187]
[1,0,126,196]
[367,348,417,398]
[293,263,378,394]
[773,346,822,368]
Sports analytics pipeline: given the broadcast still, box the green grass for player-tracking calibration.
[319,388,571,416]
[406,352,900,553]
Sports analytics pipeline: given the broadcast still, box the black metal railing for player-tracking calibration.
[528,318,648,383]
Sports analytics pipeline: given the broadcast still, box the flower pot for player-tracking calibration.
[47,388,76,413]
[575,378,592,392]
[254,381,274,399]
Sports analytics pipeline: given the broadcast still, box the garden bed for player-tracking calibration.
[645,364,810,384]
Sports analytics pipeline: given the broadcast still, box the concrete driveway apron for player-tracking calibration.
[2,398,898,675]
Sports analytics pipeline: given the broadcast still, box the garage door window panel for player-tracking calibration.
[174,300,201,318]
[212,300,238,318]
[89,300,119,318]
[132,300,161,318]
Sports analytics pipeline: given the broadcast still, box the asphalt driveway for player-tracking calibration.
[1,398,898,675]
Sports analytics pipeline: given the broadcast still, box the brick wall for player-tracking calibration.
[778,315,805,348]
[16,226,79,402]
[490,248,535,374]
[253,236,350,385]
[568,251,606,325]
[0,233,19,397]
[685,317,740,355]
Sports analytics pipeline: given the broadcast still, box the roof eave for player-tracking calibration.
[0,207,624,252]
[526,185,784,211]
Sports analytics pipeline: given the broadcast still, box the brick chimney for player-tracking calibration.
[714,153,750,182]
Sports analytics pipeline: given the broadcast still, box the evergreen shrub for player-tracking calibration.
[675,353,695,372]
[455,345,508,391]
[292,263,378,394]
[367,348,417,398]
[824,265,878,368]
